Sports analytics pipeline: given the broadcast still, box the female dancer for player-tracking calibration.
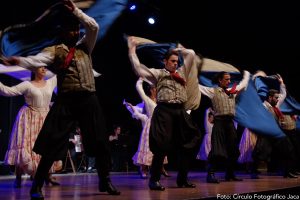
[196,107,214,161]
[124,78,169,179]
[1,66,61,187]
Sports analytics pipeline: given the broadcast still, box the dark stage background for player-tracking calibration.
[0,0,299,170]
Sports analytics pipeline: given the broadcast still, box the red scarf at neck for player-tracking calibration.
[272,106,284,119]
[63,47,76,69]
[224,82,238,95]
[167,70,186,86]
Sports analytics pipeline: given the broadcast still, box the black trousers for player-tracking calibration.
[33,92,111,185]
[149,103,201,182]
[208,116,239,175]
[284,129,300,170]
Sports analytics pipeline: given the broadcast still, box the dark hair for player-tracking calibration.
[142,81,153,97]
[113,124,121,131]
[267,89,279,98]
[212,71,229,84]
[58,10,80,33]
[164,48,179,60]
[208,112,214,118]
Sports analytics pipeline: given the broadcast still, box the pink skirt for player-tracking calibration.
[4,105,62,175]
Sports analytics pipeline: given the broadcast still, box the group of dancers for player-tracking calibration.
[0,0,299,199]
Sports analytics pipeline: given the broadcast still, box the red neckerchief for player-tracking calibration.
[167,70,186,86]
[224,82,238,95]
[63,47,76,69]
[291,115,297,121]
[272,106,284,119]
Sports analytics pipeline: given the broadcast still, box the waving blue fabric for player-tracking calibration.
[85,0,128,40]
[235,79,286,138]
[131,39,286,138]
[0,0,128,80]
[199,72,286,138]
[0,0,128,57]
[0,2,65,57]
[136,43,183,68]
[255,76,300,114]
[254,75,300,131]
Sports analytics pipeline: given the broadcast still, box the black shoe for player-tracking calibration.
[14,177,22,188]
[225,175,243,181]
[148,181,165,191]
[161,170,171,177]
[292,171,300,175]
[99,179,121,195]
[177,179,196,188]
[206,173,220,184]
[45,175,60,186]
[30,182,44,200]
[87,167,97,173]
[284,172,298,178]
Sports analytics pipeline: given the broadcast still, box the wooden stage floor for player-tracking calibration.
[1,171,300,200]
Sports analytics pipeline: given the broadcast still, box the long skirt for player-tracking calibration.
[4,105,62,175]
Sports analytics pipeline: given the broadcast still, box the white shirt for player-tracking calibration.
[0,76,57,111]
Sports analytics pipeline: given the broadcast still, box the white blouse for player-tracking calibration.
[0,76,57,110]
[136,78,156,117]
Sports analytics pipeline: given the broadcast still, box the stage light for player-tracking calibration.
[129,4,136,11]
[148,17,155,25]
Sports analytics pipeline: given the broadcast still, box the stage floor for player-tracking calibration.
[1,171,300,200]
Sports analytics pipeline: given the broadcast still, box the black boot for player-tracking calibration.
[177,179,196,188]
[283,172,298,178]
[98,176,121,195]
[45,173,60,186]
[176,174,196,188]
[250,161,260,179]
[225,172,243,181]
[148,180,165,191]
[30,181,44,200]
[161,168,171,177]
[14,174,22,188]
[206,172,220,184]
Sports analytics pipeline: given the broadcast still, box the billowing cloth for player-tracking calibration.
[0,64,55,81]
[132,37,286,138]
[235,79,286,138]
[199,64,286,138]
[1,2,70,57]
[130,36,201,110]
[254,75,300,131]
[0,0,128,80]
[85,0,128,39]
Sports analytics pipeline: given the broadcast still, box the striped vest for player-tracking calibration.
[280,115,296,130]
[211,87,235,116]
[157,70,187,103]
[51,44,96,93]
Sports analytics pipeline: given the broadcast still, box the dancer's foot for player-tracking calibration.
[45,174,60,186]
[30,181,44,200]
[14,176,22,188]
[148,180,165,191]
[99,177,121,195]
[161,168,171,177]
